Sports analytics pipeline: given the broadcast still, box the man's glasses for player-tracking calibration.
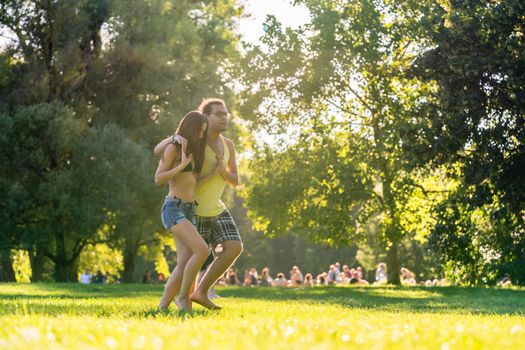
[210,112,230,118]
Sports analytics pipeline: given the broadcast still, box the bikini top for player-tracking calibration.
[182,161,193,172]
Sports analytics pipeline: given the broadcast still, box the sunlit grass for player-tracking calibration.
[1,284,524,349]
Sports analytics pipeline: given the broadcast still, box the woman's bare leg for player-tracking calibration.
[170,221,209,311]
[158,237,191,309]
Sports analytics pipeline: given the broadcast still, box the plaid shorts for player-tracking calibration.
[196,209,242,249]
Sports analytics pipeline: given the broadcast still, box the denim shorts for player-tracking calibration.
[161,196,197,230]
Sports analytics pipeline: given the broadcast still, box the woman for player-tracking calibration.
[155,111,209,312]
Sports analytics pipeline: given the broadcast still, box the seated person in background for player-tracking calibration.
[249,268,259,286]
[349,270,359,284]
[356,267,369,285]
[273,273,288,287]
[260,267,274,287]
[227,268,241,286]
[338,272,347,285]
[317,273,328,286]
[290,265,304,286]
[400,267,416,285]
[304,273,315,287]
[343,265,352,281]
[243,269,252,286]
[327,264,338,285]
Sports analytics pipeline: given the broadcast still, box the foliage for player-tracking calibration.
[236,0,453,284]
[0,0,243,282]
[11,250,31,283]
[410,0,525,284]
[78,243,123,283]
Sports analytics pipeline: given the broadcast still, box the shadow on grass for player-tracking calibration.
[1,283,524,317]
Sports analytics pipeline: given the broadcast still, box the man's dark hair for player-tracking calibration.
[198,98,225,116]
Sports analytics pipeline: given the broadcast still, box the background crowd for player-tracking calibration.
[216,262,448,288]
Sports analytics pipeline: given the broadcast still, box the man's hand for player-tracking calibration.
[216,156,227,176]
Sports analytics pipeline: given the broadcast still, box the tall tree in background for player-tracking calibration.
[0,0,243,281]
[238,0,444,284]
[410,0,525,284]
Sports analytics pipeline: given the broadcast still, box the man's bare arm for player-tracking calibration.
[153,136,172,157]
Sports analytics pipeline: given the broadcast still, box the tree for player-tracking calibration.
[237,0,444,284]
[0,0,244,282]
[0,103,156,281]
[410,0,525,284]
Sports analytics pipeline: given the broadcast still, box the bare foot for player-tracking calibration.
[175,296,192,312]
[190,291,222,310]
[156,305,169,314]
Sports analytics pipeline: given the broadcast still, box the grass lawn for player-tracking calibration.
[0,283,524,349]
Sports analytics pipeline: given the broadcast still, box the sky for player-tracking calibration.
[237,0,310,43]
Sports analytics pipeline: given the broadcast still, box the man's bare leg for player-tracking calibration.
[191,240,243,309]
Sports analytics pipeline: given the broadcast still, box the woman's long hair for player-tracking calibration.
[175,111,208,174]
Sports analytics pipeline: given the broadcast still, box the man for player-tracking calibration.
[154,98,243,309]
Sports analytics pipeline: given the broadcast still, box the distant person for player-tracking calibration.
[375,263,387,284]
[250,268,259,286]
[226,268,241,286]
[93,270,106,284]
[304,273,314,287]
[343,265,352,280]
[400,267,416,285]
[290,265,303,286]
[273,273,288,287]
[80,270,91,284]
[317,273,328,286]
[349,270,359,284]
[327,264,338,285]
[356,267,369,285]
[157,272,165,284]
[260,267,274,287]
[142,269,153,284]
[243,269,252,286]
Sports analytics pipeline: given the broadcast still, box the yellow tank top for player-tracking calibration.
[195,136,230,216]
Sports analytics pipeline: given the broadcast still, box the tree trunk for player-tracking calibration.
[53,254,81,283]
[122,238,139,283]
[387,242,400,285]
[0,248,17,282]
[29,247,47,282]
[68,258,79,282]
[54,257,71,282]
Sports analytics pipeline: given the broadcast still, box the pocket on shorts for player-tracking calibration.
[161,202,185,230]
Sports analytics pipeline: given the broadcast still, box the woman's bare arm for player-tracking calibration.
[154,144,192,185]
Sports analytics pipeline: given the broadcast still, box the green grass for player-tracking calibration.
[1,284,524,349]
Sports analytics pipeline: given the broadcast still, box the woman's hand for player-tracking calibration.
[181,152,193,167]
